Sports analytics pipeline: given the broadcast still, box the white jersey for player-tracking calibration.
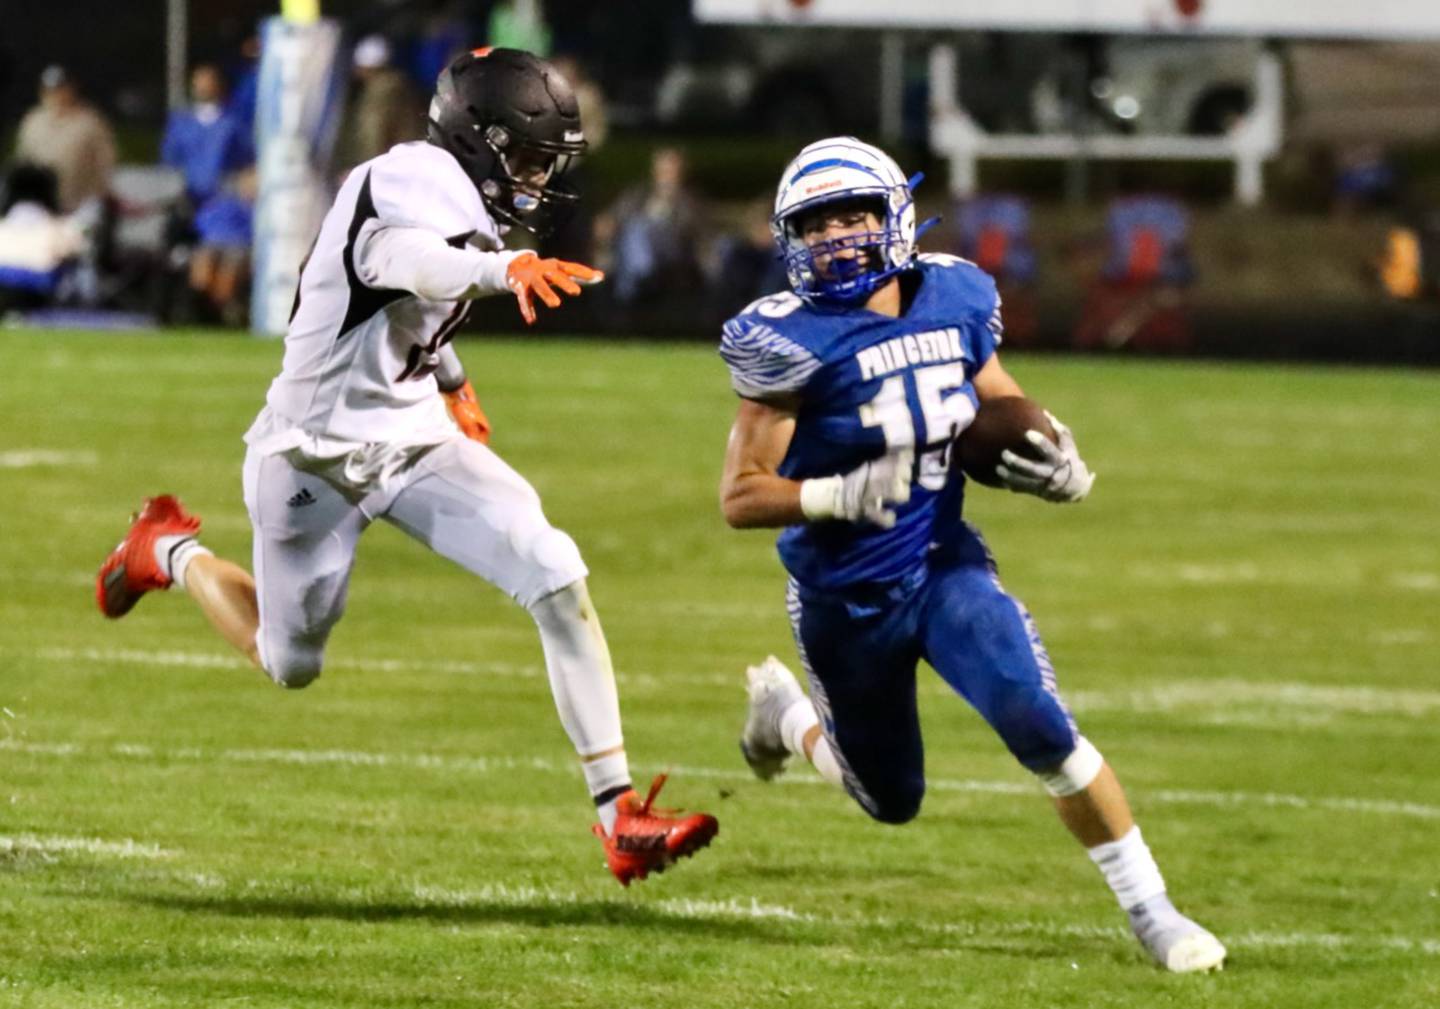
[246,142,510,452]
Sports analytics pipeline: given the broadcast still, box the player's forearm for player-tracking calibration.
[357,225,521,302]
[434,344,466,392]
[973,353,1025,400]
[720,473,807,529]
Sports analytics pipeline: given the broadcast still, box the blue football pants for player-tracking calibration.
[787,560,1078,824]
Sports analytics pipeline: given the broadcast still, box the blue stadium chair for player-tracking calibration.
[1075,195,1195,353]
[1100,195,1195,287]
[955,194,1038,287]
[954,193,1040,346]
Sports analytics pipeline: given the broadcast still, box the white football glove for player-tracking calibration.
[995,411,1096,503]
[800,448,914,529]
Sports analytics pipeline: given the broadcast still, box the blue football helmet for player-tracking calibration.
[771,137,918,303]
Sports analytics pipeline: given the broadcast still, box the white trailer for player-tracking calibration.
[696,1,1440,204]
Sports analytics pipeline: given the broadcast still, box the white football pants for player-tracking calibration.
[241,436,588,689]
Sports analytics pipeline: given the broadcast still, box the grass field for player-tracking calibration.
[1,328,1437,1008]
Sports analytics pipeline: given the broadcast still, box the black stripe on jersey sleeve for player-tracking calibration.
[338,170,409,339]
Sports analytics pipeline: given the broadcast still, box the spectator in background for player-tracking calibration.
[596,146,705,311]
[338,35,425,171]
[225,32,262,136]
[1377,209,1440,303]
[161,64,253,208]
[410,4,473,88]
[0,162,84,311]
[14,65,116,215]
[187,166,256,326]
[1379,223,1424,301]
[160,63,255,324]
[708,197,786,321]
[1332,142,1398,217]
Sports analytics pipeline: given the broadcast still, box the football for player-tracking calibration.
[957,396,1057,487]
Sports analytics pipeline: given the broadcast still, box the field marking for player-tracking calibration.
[0,833,174,860]
[5,737,1439,823]
[0,449,98,469]
[413,882,806,922]
[1067,679,1440,717]
[34,645,542,681]
[24,646,1440,722]
[29,645,734,689]
[660,761,1440,822]
[1126,560,1440,592]
[1391,572,1440,592]
[202,877,1437,958]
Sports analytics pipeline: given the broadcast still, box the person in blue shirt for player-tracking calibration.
[718,136,1226,973]
[161,64,253,207]
[160,63,256,323]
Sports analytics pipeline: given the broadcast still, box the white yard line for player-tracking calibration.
[26,646,1438,717]
[29,645,731,688]
[0,833,173,860]
[5,737,1439,822]
[34,645,539,680]
[1390,572,1439,591]
[413,882,807,922]
[293,879,1440,957]
[1066,680,1440,717]
[0,450,98,469]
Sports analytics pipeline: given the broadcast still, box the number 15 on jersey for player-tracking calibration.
[859,363,975,491]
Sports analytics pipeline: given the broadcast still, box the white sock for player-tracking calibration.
[1087,824,1168,912]
[778,697,845,787]
[585,753,633,835]
[154,535,211,591]
[810,735,845,787]
[779,696,818,756]
[528,582,630,825]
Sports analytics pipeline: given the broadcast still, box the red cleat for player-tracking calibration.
[96,495,201,618]
[593,774,718,887]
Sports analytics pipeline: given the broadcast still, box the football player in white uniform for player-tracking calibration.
[95,48,717,886]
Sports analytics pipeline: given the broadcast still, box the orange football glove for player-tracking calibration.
[504,252,604,325]
[441,379,492,444]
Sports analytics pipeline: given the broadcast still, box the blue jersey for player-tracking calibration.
[719,254,1003,590]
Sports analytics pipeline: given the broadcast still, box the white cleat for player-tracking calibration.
[1128,894,1227,973]
[740,655,806,782]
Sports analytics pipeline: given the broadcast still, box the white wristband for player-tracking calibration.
[799,476,844,522]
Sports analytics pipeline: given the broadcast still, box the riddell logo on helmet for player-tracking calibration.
[804,179,843,196]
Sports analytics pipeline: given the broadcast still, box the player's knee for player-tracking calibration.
[529,526,584,575]
[259,638,324,690]
[858,777,925,825]
[1034,737,1104,797]
[513,524,587,604]
[994,687,1077,770]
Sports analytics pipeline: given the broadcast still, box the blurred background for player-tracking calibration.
[2,0,1439,362]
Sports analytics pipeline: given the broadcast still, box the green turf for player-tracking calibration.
[1,329,1437,1008]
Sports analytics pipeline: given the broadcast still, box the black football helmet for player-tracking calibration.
[426,47,586,238]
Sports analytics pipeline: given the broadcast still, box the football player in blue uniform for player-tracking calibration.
[719,137,1225,972]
